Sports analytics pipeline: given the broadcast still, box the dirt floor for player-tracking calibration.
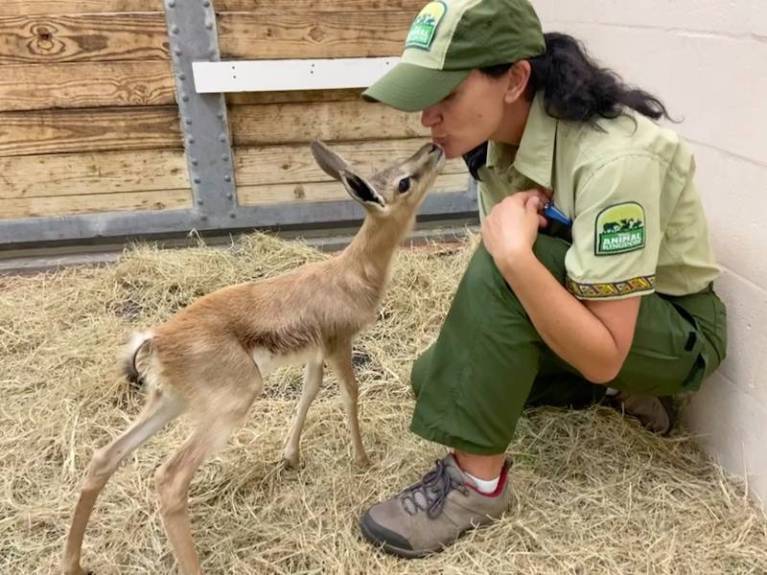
[2,232,765,574]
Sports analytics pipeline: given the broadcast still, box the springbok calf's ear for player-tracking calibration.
[339,170,385,209]
[310,140,349,181]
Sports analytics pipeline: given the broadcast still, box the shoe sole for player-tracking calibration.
[606,394,677,436]
[359,511,495,559]
[359,512,436,559]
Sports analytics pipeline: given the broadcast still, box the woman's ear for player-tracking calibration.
[504,60,532,104]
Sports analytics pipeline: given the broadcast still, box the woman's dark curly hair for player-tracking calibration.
[482,32,671,122]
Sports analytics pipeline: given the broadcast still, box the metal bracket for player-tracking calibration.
[192,57,400,93]
[0,192,478,250]
[164,0,238,221]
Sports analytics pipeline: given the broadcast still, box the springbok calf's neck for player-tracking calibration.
[340,212,416,289]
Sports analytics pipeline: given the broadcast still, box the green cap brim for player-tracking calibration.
[362,63,470,112]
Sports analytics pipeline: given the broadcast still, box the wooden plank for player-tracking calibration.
[226,89,363,107]
[218,1,424,11]
[1,66,363,113]
[0,14,169,64]
[218,11,410,60]
[5,1,162,15]
[234,139,466,187]
[0,10,412,64]
[0,149,187,199]
[8,1,422,16]
[237,173,469,206]
[230,100,427,147]
[0,189,191,219]
[0,99,424,157]
[0,107,181,157]
[0,61,175,112]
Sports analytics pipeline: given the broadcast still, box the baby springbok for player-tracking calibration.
[63,140,445,575]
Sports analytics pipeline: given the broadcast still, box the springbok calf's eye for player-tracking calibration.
[398,178,411,193]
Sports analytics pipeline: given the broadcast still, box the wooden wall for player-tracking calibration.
[0,0,467,222]
[1,0,185,219]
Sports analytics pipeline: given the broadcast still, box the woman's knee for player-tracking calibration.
[461,242,512,298]
[463,236,568,297]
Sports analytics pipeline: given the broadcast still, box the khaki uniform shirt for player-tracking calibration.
[478,92,720,301]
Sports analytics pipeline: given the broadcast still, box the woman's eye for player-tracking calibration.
[398,178,411,193]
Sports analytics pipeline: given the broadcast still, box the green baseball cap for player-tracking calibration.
[363,0,546,112]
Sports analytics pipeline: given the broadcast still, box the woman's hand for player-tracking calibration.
[481,189,549,275]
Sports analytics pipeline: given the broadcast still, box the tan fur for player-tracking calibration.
[63,141,445,575]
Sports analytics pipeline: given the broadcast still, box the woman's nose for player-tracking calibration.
[420,105,441,128]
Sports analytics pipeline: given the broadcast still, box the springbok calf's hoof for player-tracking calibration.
[281,454,300,469]
[355,455,371,468]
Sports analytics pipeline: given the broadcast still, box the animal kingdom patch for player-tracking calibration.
[595,202,646,255]
[405,1,447,50]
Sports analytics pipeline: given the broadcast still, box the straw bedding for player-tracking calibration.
[1,231,765,574]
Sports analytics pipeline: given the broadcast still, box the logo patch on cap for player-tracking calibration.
[405,1,447,50]
[595,202,646,255]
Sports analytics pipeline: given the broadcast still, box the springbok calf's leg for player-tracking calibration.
[282,357,324,467]
[155,381,260,575]
[63,388,185,575]
[327,340,369,466]
[155,424,232,575]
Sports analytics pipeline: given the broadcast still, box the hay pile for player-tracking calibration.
[1,231,765,574]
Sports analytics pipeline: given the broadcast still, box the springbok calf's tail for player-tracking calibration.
[121,331,153,389]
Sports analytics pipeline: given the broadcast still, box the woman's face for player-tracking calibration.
[420,69,511,159]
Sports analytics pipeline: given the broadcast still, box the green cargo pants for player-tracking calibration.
[410,235,727,455]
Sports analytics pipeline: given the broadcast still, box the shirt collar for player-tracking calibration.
[486,92,557,189]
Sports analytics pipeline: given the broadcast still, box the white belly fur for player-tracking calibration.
[251,347,322,377]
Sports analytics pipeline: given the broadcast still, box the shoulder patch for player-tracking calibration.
[595,202,646,256]
[405,1,447,50]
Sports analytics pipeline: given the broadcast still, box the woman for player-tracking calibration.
[358,0,727,558]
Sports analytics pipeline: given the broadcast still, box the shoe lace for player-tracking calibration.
[400,459,469,519]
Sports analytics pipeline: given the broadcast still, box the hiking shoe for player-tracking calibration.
[359,454,512,558]
[609,392,676,435]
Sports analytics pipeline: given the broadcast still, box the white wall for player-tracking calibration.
[533,0,767,506]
